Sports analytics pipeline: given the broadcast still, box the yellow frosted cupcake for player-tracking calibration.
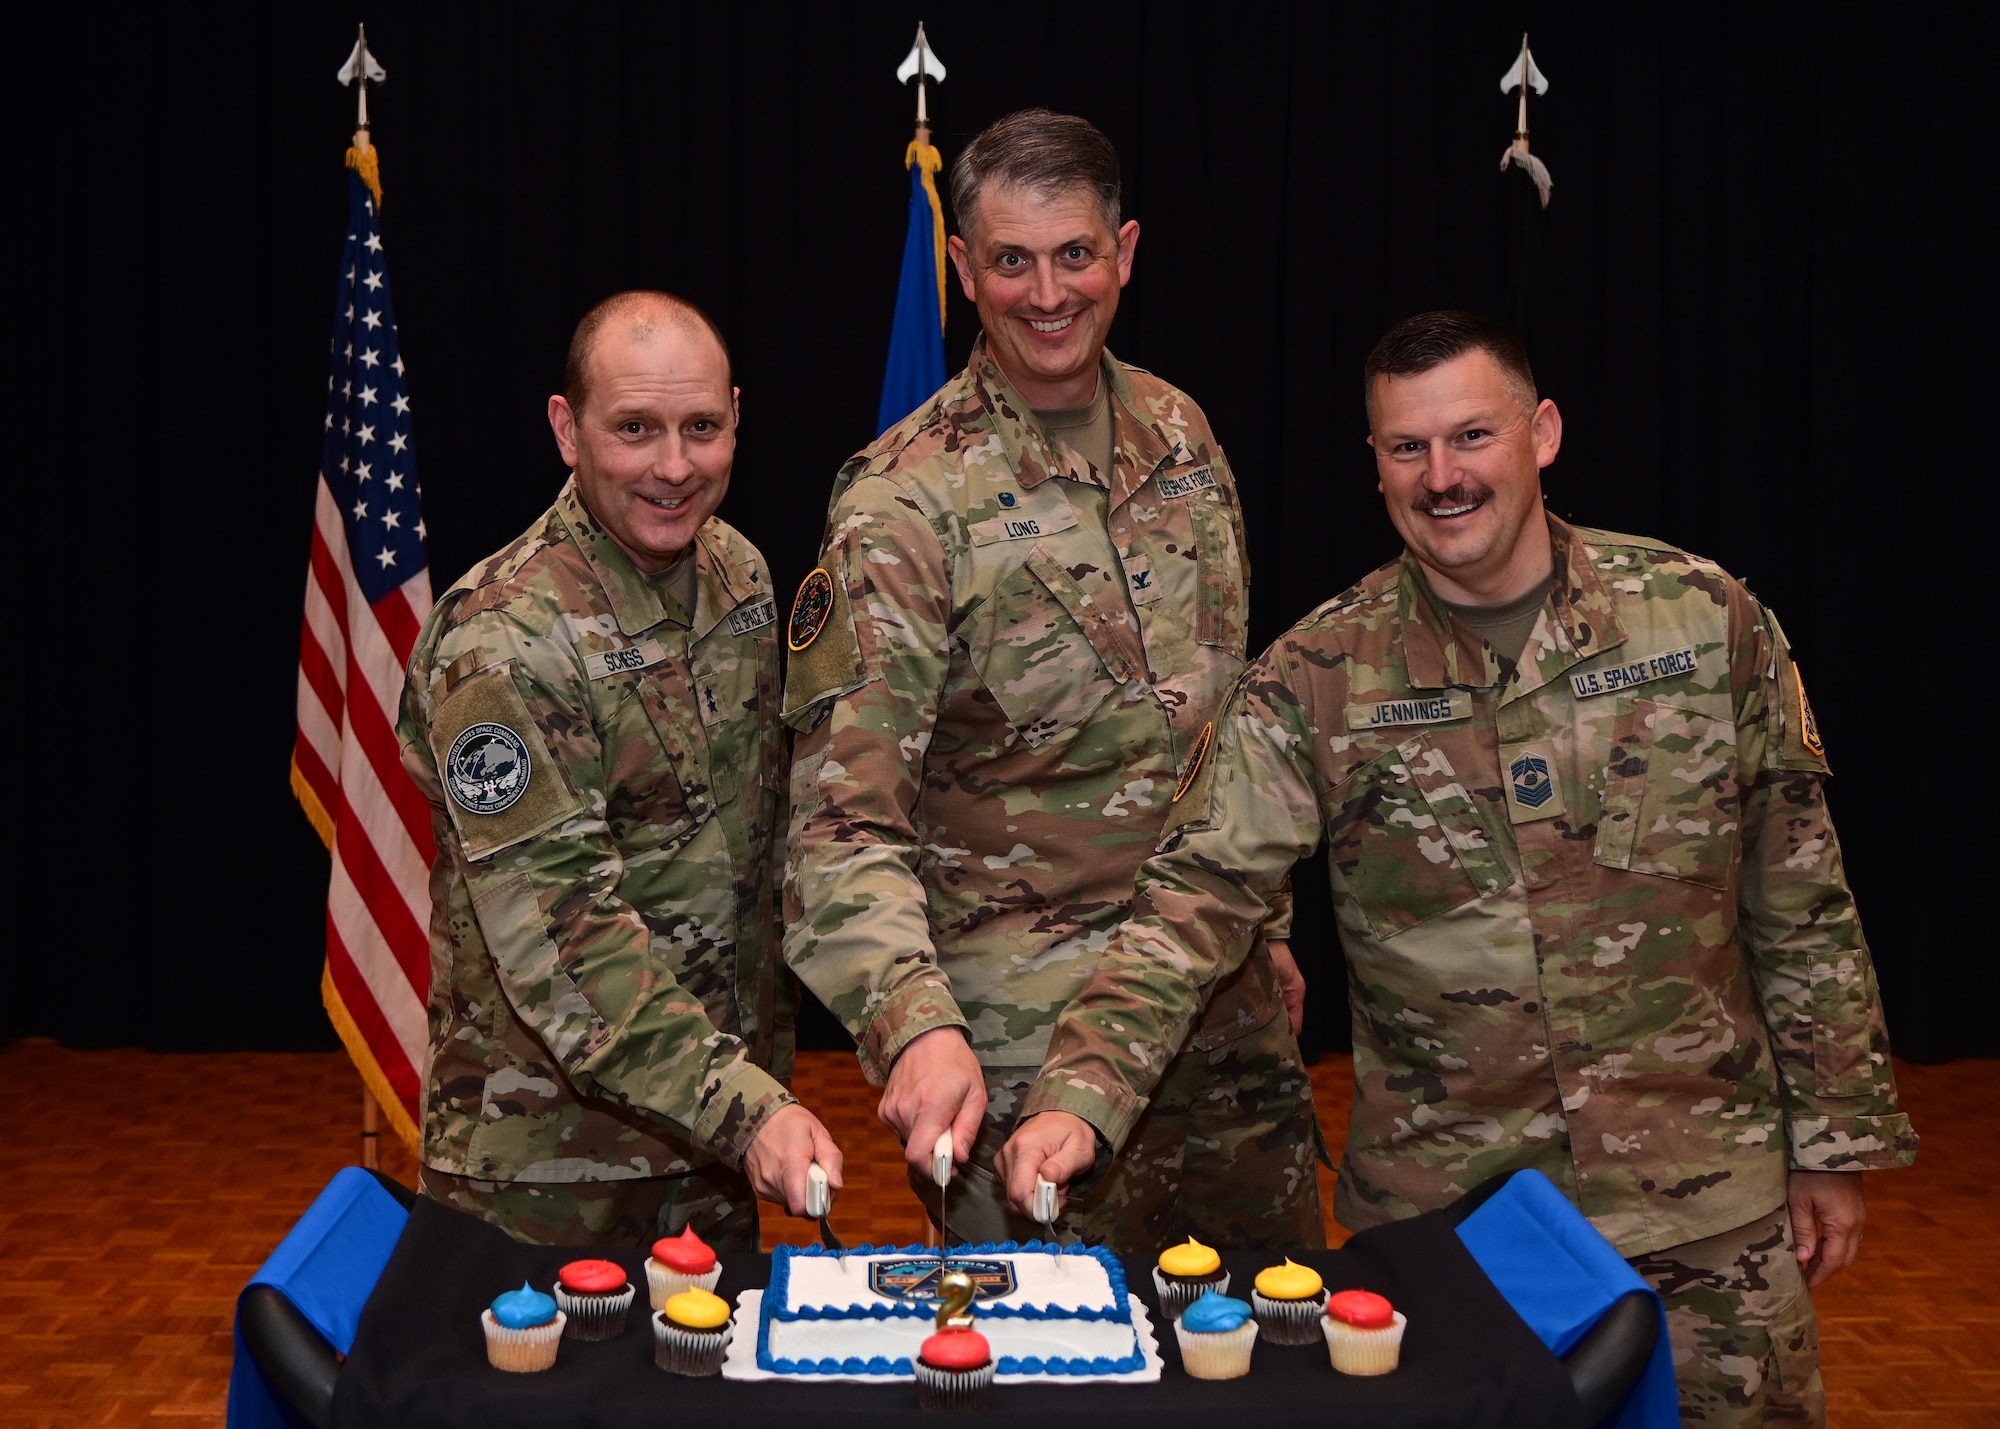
[1153,1236,1230,1319]
[652,1287,733,1376]
[1251,1259,1327,1345]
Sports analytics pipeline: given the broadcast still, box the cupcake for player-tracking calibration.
[553,1258,636,1341]
[1175,1289,1258,1379]
[1152,1236,1230,1319]
[915,1325,995,1410]
[1323,1289,1407,1376]
[646,1224,722,1309]
[653,1286,734,1376]
[481,1282,566,1372]
[1251,1259,1328,1346]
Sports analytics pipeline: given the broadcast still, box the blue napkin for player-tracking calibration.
[1456,1169,1680,1429]
[226,1166,410,1429]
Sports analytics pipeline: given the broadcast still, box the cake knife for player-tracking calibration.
[1032,1175,1061,1269]
[931,1129,956,1280]
[806,1161,843,1264]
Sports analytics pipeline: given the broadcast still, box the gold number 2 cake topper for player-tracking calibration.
[935,1269,977,1330]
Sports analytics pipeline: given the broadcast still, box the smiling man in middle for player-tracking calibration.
[781,109,1324,1254]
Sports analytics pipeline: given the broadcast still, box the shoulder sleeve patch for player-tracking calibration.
[780,564,865,729]
[1764,610,1831,776]
[427,663,585,861]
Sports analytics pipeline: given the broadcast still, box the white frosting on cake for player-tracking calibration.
[758,1243,1145,1378]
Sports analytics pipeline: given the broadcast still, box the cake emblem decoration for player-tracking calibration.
[870,1256,1017,1302]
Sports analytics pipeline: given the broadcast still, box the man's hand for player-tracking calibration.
[743,1103,844,1218]
[1267,938,1305,1037]
[996,1111,1098,1219]
[878,1025,986,1177]
[1788,1170,1866,1290]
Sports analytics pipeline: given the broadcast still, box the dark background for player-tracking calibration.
[13,4,1991,1062]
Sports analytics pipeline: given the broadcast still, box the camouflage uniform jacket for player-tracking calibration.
[399,478,794,1184]
[783,339,1285,1083]
[1024,518,1916,1257]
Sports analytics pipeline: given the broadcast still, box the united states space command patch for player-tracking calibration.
[789,567,835,651]
[868,1257,1017,1303]
[446,722,532,814]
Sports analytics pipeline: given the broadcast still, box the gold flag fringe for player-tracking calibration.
[323,962,423,1157]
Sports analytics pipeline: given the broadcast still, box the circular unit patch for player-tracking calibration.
[445,722,533,815]
[1173,721,1215,804]
[789,566,835,652]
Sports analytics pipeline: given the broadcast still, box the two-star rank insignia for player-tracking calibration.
[788,567,835,652]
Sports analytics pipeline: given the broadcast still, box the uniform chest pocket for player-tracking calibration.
[966,544,1141,749]
[1324,734,1505,940]
[1593,699,1740,888]
[597,672,713,851]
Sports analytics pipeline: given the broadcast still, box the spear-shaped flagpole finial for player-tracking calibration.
[896,23,947,140]
[1498,32,1549,154]
[337,23,389,153]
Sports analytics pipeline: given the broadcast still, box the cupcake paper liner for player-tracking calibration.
[914,1356,996,1410]
[652,1310,733,1376]
[1151,1267,1231,1321]
[554,1280,636,1341]
[1252,1289,1329,1346]
[645,1257,723,1310]
[1323,1310,1407,1376]
[1173,1318,1259,1380]
[481,1308,567,1372]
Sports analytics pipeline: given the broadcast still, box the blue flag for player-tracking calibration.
[877,143,948,437]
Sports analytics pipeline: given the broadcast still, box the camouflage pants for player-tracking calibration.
[1629,1207,1825,1428]
[907,1011,1326,1258]
[420,1163,761,1251]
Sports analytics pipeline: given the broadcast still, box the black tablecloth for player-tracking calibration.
[334,1198,1582,1429]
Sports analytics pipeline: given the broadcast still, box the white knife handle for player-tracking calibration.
[931,1130,956,1188]
[806,1162,832,1219]
[1032,1176,1059,1225]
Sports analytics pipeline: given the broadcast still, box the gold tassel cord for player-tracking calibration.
[906,140,946,334]
[323,962,423,1156]
[346,143,383,209]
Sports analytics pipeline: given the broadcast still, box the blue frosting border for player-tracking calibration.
[756,1241,1143,1377]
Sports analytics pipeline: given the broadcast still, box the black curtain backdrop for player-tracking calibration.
[13,4,1991,1062]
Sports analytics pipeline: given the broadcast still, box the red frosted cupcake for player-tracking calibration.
[1323,1288,1407,1375]
[553,1258,636,1341]
[915,1325,994,1411]
[646,1225,722,1309]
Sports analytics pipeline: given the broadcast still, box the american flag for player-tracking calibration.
[291,155,433,1152]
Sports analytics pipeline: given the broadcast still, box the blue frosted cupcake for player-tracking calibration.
[481,1282,565,1372]
[1174,1289,1258,1380]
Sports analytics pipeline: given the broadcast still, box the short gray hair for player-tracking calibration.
[948,109,1122,239]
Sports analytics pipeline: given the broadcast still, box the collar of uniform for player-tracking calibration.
[1394,514,1626,692]
[555,477,677,639]
[688,525,759,642]
[963,338,1180,494]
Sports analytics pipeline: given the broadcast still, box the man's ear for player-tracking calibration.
[948,234,978,302]
[1532,398,1563,469]
[731,386,741,429]
[1115,220,1140,286]
[549,395,581,468]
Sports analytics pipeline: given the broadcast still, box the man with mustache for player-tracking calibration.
[399,290,842,1245]
[782,110,1321,1252]
[1002,311,1915,1424]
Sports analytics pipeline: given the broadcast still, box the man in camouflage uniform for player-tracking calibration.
[782,110,1320,1254]
[1005,312,1915,1424]
[400,291,842,1247]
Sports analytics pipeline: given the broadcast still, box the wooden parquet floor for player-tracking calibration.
[0,1041,1990,1426]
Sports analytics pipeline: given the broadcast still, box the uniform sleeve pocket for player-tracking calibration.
[1594,699,1740,889]
[966,544,1138,749]
[1324,739,1489,939]
[1187,495,1248,654]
